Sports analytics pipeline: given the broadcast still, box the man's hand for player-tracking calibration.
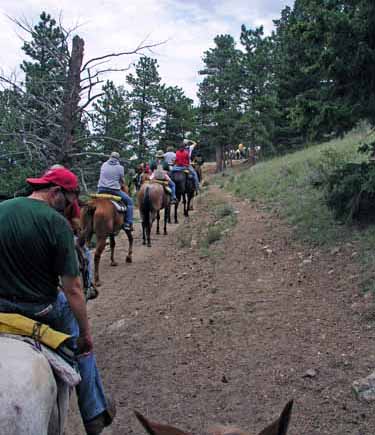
[77,331,94,355]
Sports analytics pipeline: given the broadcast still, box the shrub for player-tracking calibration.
[206,226,222,244]
[306,148,348,187]
[215,203,235,219]
[325,162,375,221]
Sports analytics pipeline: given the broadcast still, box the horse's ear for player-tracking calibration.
[134,411,192,435]
[257,401,293,435]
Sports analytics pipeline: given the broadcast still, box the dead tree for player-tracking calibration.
[0,14,165,184]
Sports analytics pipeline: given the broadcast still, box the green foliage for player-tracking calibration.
[21,11,69,155]
[214,203,235,219]
[325,162,375,221]
[305,148,350,188]
[126,57,161,158]
[156,85,195,149]
[198,35,243,165]
[92,81,131,154]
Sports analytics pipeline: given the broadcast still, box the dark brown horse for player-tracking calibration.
[138,181,170,247]
[170,170,195,223]
[135,400,293,435]
[80,192,133,287]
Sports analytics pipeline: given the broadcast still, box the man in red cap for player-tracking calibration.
[0,167,115,434]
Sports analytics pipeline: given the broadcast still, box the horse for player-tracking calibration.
[135,400,293,435]
[80,189,133,287]
[170,170,195,223]
[192,159,203,183]
[138,181,171,247]
[0,336,70,435]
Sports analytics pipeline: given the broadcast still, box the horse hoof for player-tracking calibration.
[147,244,152,248]
[111,261,118,267]
[95,281,102,287]
[156,231,160,235]
[164,231,167,236]
[126,256,132,263]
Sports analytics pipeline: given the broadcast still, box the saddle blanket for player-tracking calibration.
[151,180,172,195]
[111,200,126,213]
[0,334,81,387]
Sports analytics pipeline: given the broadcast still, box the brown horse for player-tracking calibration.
[135,400,293,435]
[80,192,133,287]
[138,181,170,247]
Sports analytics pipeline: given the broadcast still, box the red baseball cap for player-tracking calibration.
[26,167,79,192]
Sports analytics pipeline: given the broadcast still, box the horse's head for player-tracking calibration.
[135,401,293,435]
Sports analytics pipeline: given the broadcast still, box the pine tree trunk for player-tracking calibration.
[215,144,223,173]
[61,35,84,164]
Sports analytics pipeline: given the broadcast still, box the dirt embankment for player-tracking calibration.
[67,184,375,435]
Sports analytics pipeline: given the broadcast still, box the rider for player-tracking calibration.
[172,140,200,192]
[150,150,177,203]
[191,149,204,182]
[97,151,134,231]
[163,146,176,169]
[49,164,96,297]
[0,166,115,435]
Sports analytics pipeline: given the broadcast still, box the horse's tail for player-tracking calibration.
[141,185,152,228]
[79,201,96,245]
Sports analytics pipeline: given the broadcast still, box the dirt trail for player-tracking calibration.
[67,184,375,435]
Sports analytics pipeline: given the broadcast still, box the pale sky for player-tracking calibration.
[0,0,292,101]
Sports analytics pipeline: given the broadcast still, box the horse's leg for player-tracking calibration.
[125,229,133,263]
[141,219,146,245]
[168,205,171,224]
[156,211,160,235]
[183,193,188,217]
[109,235,117,267]
[94,236,106,287]
[164,206,168,235]
[147,218,152,247]
[174,200,178,224]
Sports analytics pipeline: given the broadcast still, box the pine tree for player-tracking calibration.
[156,85,195,149]
[198,35,242,171]
[126,56,161,158]
[21,12,69,158]
[93,80,132,156]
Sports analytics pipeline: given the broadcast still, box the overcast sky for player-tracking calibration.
[0,0,292,101]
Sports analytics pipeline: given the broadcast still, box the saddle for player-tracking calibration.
[151,179,172,195]
[90,193,127,213]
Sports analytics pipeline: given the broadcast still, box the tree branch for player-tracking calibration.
[81,40,166,71]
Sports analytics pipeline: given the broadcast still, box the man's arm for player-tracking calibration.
[61,275,93,353]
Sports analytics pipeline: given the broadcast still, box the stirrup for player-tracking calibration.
[123,223,134,231]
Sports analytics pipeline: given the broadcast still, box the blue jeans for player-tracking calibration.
[97,187,133,225]
[83,244,94,286]
[0,292,107,423]
[172,166,199,191]
[168,179,176,200]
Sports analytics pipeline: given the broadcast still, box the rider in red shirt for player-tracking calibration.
[175,146,190,167]
[172,141,200,192]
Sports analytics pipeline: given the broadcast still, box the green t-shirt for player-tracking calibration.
[0,197,79,304]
